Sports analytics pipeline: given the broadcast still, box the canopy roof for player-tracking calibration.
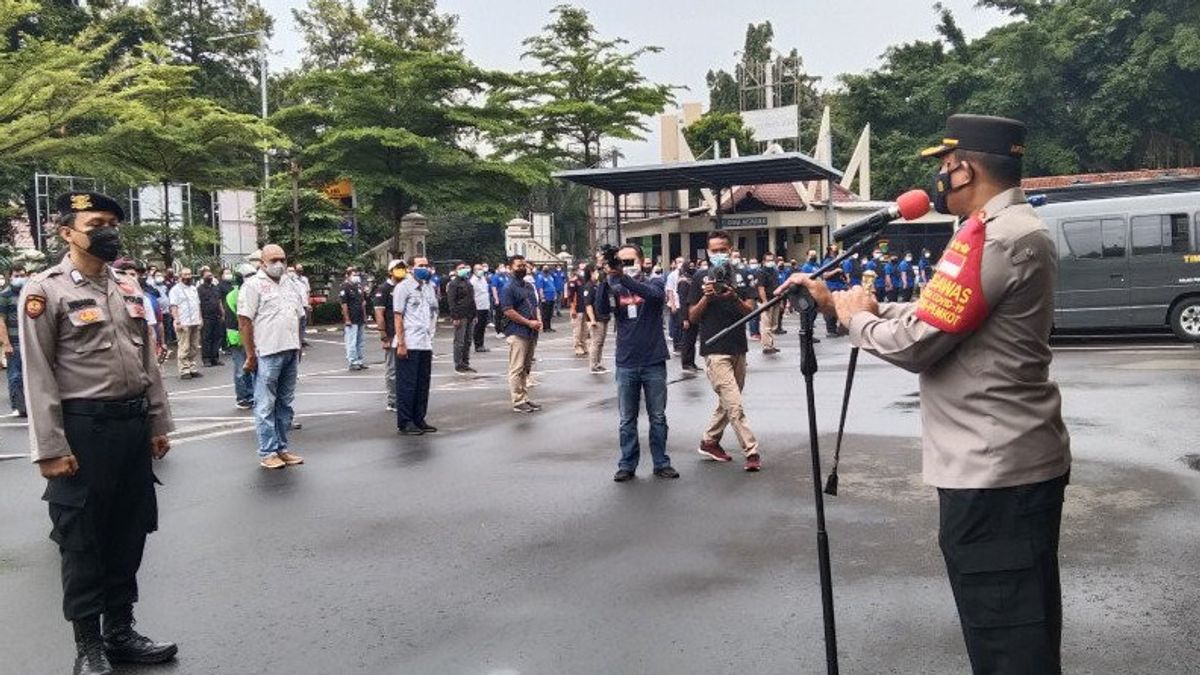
[554,152,843,195]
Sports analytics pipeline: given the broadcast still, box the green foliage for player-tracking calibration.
[291,0,368,69]
[424,209,504,264]
[147,0,273,115]
[831,0,1200,198]
[310,299,342,325]
[255,186,354,270]
[683,111,756,158]
[58,51,280,265]
[499,4,677,167]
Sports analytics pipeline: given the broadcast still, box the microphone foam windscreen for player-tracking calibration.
[897,189,931,220]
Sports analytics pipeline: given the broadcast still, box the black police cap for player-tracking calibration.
[920,114,1027,160]
[54,192,126,222]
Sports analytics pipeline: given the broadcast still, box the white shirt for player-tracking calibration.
[469,274,490,309]
[167,282,201,326]
[664,269,681,310]
[237,270,303,356]
[393,277,438,351]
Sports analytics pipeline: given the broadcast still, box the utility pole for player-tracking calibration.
[211,30,270,190]
[290,158,301,259]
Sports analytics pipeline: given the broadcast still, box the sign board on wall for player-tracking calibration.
[741,104,799,143]
[716,216,770,230]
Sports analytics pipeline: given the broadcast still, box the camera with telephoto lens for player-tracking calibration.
[599,244,621,270]
[707,260,733,294]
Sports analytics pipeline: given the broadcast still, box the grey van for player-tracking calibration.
[1033,190,1200,341]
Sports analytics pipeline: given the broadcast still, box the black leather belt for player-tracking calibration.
[62,397,149,419]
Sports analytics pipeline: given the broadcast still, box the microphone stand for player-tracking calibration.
[703,231,883,675]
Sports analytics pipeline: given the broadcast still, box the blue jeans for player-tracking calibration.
[229,345,255,403]
[344,323,365,365]
[253,349,299,458]
[749,313,761,336]
[6,347,24,414]
[616,362,670,471]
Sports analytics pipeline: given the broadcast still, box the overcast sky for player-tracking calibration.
[258,0,1014,164]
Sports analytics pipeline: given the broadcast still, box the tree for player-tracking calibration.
[363,0,459,52]
[830,0,1200,197]
[291,0,369,69]
[256,187,353,270]
[61,53,279,266]
[502,4,676,168]
[279,33,545,258]
[148,0,273,115]
[682,111,756,159]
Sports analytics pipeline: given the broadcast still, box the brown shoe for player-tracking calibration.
[260,455,286,470]
[277,451,304,466]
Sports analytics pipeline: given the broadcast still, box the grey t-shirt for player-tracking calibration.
[237,270,303,356]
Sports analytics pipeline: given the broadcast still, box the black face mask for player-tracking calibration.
[513,268,527,280]
[932,162,971,215]
[79,226,121,262]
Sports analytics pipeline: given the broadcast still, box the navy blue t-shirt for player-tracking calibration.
[596,274,669,368]
[500,276,539,339]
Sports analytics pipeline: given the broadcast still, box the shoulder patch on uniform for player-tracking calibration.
[916,214,989,334]
[1010,246,1035,265]
[24,294,46,319]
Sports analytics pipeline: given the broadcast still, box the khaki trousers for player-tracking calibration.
[703,353,759,456]
[176,324,201,375]
[760,304,782,350]
[506,335,536,405]
[588,319,609,370]
[572,313,589,355]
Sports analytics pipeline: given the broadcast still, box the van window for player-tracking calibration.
[1131,213,1191,255]
[1062,220,1102,259]
[1062,218,1126,259]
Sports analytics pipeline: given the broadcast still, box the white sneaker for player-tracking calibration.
[386,404,397,412]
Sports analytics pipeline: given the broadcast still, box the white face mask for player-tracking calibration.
[266,262,286,279]
[350,275,361,285]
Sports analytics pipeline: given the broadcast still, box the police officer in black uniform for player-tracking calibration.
[22,193,177,675]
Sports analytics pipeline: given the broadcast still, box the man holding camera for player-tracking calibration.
[686,231,762,472]
[596,246,678,482]
[783,114,1071,674]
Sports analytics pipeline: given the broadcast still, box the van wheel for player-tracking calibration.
[1170,297,1200,341]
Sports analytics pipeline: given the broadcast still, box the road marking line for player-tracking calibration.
[171,410,360,445]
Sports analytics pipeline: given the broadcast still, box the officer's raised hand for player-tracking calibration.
[776,274,834,314]
[150,435,171,460]
[831,285,879,327]
[37,455,79,479]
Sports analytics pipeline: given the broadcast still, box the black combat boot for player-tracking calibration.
[101,605,178,664]
[73,616,113,675]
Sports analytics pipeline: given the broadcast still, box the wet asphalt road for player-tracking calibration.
[1,315,1198,674]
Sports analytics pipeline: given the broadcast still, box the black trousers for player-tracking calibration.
[395,349,432,428]
[473,309,490,348]
[201,316,224,364]
[899,287,914,302]
[540,301,555,331]
[679,321,699,368]
[47,402,157,621]
[939,472,1068,675]
[493,306,507,335]
[453,315,473,368]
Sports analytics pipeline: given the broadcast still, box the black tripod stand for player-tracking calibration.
[703,234,883,675]
[792,285,839,674]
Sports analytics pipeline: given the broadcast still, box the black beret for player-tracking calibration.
[54,192,126,221]
[921,114,1027,160]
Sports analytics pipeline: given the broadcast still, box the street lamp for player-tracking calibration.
[210,30,270,190]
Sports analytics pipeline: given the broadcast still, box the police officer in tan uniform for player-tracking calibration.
[22,193,177,675]
[784,115,1071,674]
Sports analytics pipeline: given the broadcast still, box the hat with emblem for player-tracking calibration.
[920,114,1027,160]
[54,191,126,221]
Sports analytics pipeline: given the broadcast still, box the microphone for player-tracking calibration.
[831,189,931,242]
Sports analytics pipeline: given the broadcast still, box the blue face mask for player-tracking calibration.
[709,253,729,267]
[413,268,432,282]
[9,277,25,289]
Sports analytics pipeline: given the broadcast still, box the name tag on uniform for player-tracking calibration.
[627,304,637,319]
